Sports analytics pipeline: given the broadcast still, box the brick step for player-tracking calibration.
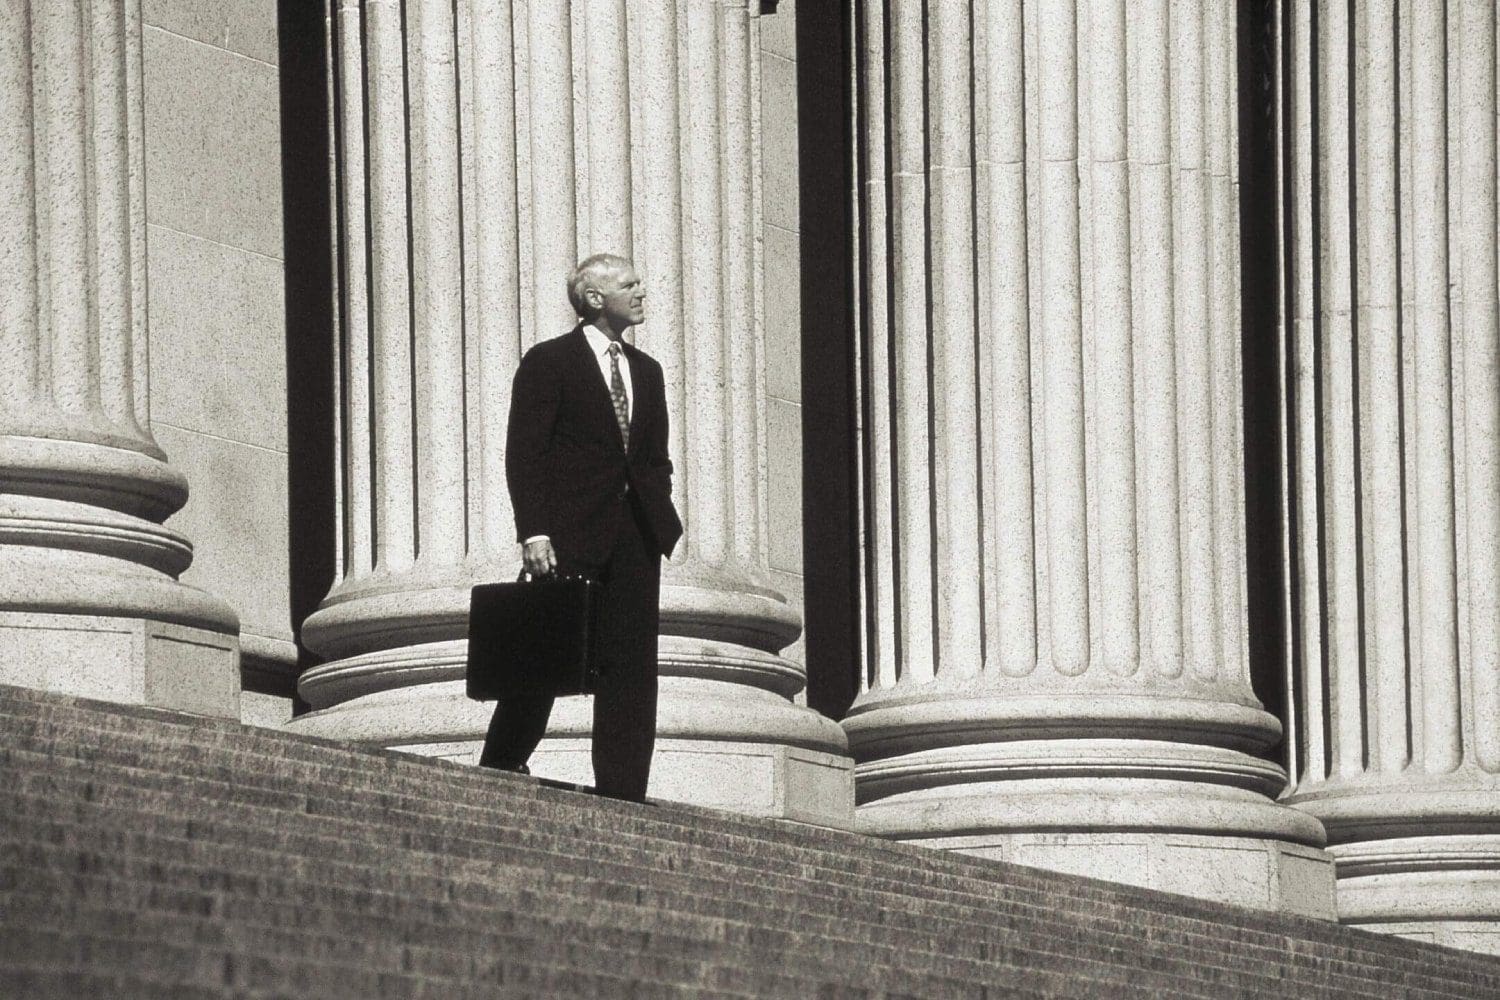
[10,693,1489,987]
[0,758,1458,1000]
[0,788,1422,1000]
[6,684,1500,999]
[0,696,1337,927]
[1,760,1407,1000]
[13,720,1161,935]
[2,818,1224,1000]
[0,886,1088,1000]
[2,868,730,974]
[5,738,1229,948]
[0,923,757,1000]
[0,743,1215,932]
[6,692,1469,979]
[0,891,783,1000]
[5,746,1471,1000]
[0,968,228,1000]
[4,724,1460,994]
[9,706,1129,899]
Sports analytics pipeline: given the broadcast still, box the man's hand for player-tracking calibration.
[522,538,558,577]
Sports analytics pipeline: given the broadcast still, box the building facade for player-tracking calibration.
[2,0,1496,953]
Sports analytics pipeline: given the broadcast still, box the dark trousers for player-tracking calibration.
[479,497,661,801]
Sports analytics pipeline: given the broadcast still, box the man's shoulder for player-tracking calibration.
[520,328,583,366]
[622,340,663,373]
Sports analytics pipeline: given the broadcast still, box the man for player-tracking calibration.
[479,253,683,802]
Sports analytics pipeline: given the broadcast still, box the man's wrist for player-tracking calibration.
[522,535,550,546]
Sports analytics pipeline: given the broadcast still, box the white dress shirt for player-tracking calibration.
[523,324,633,548]
[582,323,632,421]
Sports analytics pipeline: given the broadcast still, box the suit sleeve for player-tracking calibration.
[505,349,560,542]
[645,359,673,484]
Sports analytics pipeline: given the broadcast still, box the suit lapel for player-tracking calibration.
[622,343,648,455]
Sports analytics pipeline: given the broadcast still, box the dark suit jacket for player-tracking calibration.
[506,326,684,567]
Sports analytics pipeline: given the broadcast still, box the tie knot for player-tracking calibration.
[607,342,621,358]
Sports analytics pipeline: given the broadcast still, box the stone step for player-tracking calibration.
[0,758,1416,1000]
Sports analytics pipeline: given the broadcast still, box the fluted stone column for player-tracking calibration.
[1281,0,1500,952]
[843,0,1334,913]
[0,1,240,716]
[292,0,851,824]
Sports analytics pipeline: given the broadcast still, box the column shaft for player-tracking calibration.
[0,0,239,716]
[461,0,523,558]
[845,0,1331,915]
[1283,0,1500,952]
[1088,0,1138,676]
[979,0,1036,679]
[295,1,849,826]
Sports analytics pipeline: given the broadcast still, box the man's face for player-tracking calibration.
[589,264,646,329]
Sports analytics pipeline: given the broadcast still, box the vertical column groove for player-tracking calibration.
[1410,0,1460,773]
[1035,1,1087,678]
[889,0,932,683]
[682,1,728,568]
[1459,0,1500,771]
[1130,0,1184,680]
[1089,0,1137,677]
[409,0,466,565]
[722,0,760,571]
[929,0,981,678]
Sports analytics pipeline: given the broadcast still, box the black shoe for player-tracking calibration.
[481,760,530,775]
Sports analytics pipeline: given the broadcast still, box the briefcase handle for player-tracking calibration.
[516,569,589,583]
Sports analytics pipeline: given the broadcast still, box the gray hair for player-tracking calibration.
[567,253,631,318]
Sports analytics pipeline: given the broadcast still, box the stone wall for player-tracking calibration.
[140,0,295,724]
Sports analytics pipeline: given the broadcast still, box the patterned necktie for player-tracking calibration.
[607,342,629,452]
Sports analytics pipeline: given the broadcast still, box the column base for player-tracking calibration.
[1344,920,1500,956]
[288,679,856,827]
[1287,775,1500,952]
[240,690,296,728]
[852,737,1335,916]
[901,829,1334,917]
[522,738,854,827]
[1326,832,1500,954]
[0,610,239,718]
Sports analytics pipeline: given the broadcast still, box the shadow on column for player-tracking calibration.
[1238,1,1287,763]
[278,0,337,716]
[796,1,860,722]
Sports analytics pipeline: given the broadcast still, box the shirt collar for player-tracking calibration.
[583,323,625,358]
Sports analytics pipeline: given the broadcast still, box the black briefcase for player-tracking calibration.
[465,573,601,700]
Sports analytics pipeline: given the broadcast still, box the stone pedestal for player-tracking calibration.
[1280,0,1500,950]
[842,0,1333,913]
[0,1,239,716]
[292,0,850,823]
